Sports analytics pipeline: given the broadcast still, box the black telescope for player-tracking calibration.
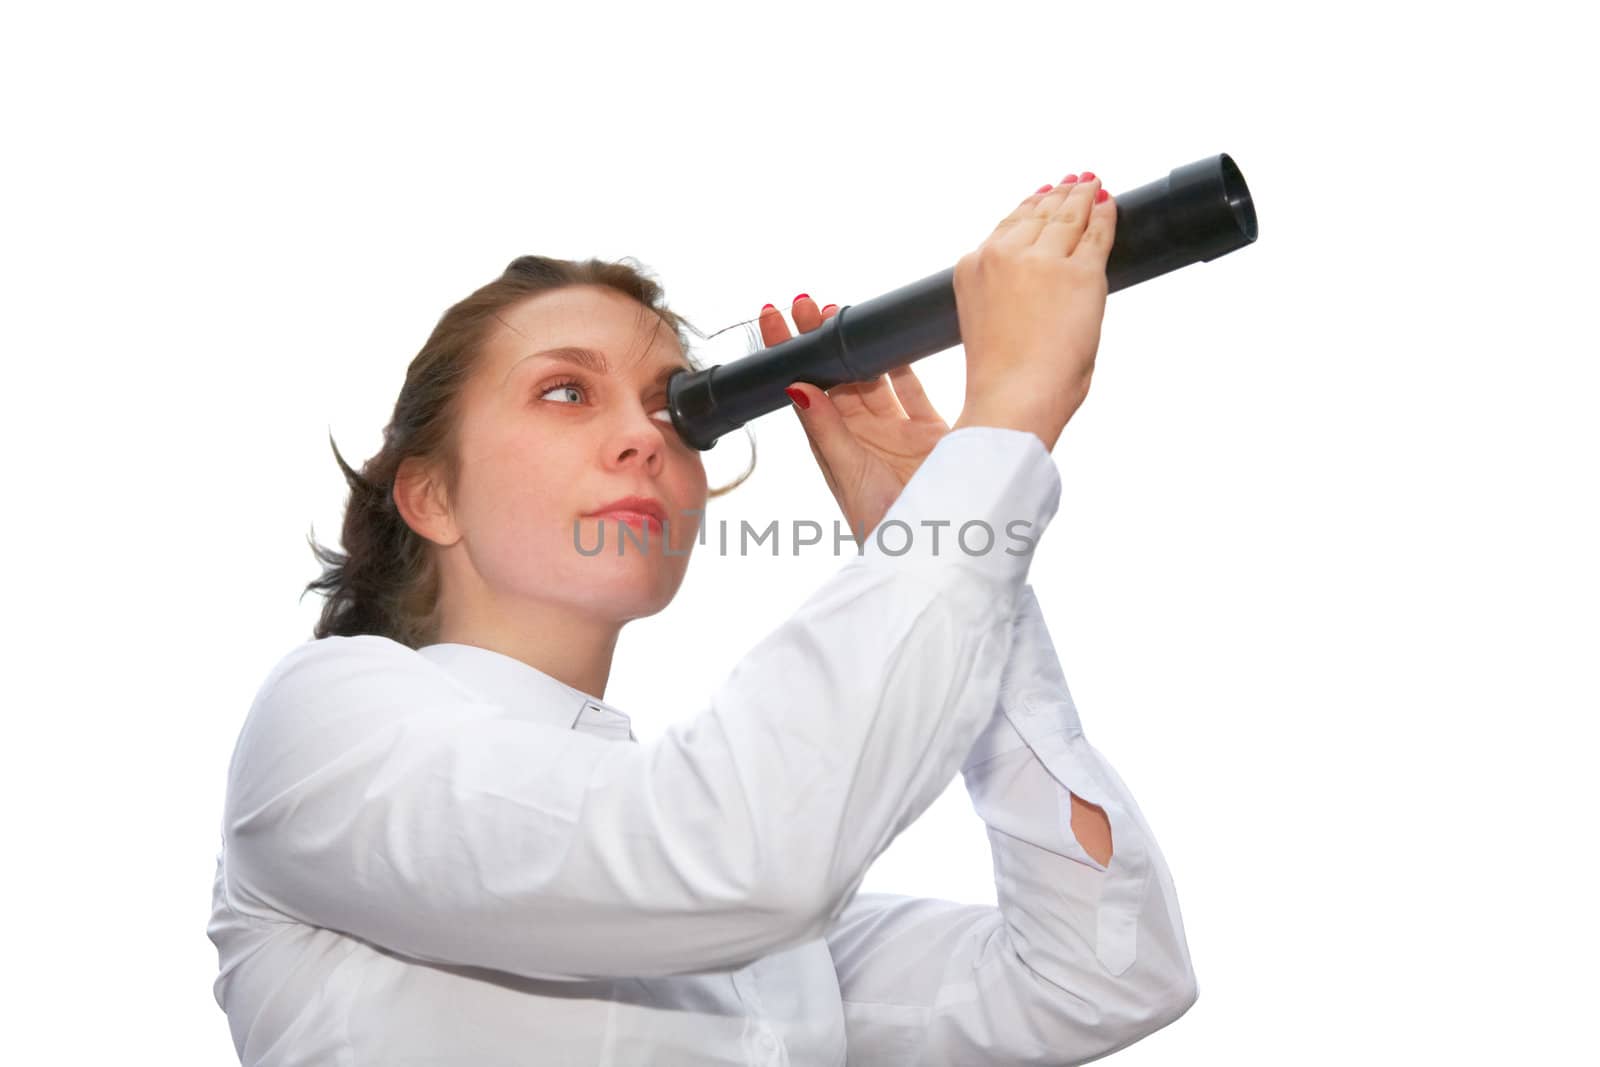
[666,152,1258,451]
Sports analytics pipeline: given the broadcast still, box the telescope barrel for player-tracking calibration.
[667,152,1257,451]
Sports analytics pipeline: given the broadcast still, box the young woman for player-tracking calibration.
[207,173,1197,1065]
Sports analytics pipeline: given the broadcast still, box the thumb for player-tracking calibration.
[784,382,852,455]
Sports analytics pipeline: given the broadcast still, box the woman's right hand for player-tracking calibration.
[951,173,1117,452]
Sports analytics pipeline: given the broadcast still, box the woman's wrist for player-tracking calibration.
[952,399,1065,453]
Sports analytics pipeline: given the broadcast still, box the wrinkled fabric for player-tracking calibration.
[208,426,1196,1065]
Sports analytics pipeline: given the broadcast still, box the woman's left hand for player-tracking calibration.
[762,294,950,544]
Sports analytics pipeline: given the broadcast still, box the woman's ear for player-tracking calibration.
[393,456,461,547]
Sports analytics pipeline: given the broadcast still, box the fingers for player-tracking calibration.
[783,380,851,493]
[765,295,859,414]
[1033,176,1102,258]
[757,303,791,348]
[987,192,1043,250]
[886,364,941,422]
[986,174,1104,256]
[791,294,825,333]
[1003,175,1101,258]
[759,294,839,348]
[768,296,926,426]
[764,297,938,424]
[1070,187,1118,270]
[833,375,904,419]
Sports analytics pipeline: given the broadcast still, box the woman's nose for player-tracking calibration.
[608,405,666,469]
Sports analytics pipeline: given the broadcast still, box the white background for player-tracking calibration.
[3,1,1595,1062]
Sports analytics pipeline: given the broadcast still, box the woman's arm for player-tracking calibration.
[823,584,1198,1065]
[220,425,1061,982]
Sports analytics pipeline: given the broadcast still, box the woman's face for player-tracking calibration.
[438,284,709,624]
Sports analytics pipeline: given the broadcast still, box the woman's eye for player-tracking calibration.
[536,380,677,434]
[538,381,584,404]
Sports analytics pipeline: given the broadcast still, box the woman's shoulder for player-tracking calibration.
[246,634,460,737]
[258,632,418,692]
[226,635,460,813]
[272,631,414,669]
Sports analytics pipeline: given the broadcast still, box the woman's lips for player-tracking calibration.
[589,509,665,536]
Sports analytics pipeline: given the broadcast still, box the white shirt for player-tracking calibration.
[208,426,1197,1066]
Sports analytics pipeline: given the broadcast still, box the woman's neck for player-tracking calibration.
[434,600,621,702]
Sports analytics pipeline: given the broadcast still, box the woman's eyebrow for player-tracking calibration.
[504,345,689,389]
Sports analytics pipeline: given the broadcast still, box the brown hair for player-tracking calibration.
[301,254,755,648]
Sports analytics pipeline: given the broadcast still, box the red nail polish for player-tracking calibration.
[1095,188,1109,203]
[793,293,810,304]
[822,303,838,312]
[1035,183,1053,194]
[1080,171,1096,181]
[761,303,776,311]
[1060,175,1078,184]
[784,386,810,410]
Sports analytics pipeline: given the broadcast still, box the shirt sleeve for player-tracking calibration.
[823,584,1198,1066]
[219,426,1062,982]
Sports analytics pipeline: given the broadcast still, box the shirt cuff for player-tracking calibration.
[858,426,1062,585]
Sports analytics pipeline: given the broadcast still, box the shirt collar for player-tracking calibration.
[417,642,636,743]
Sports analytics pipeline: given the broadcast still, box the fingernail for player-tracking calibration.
[1095,188,1109,203]
[822,303,838,312]
[793,293,810,304]
[784,386,810,410]
[1060,175,1079,184]
[761,303,776,312]
[1035,183,1053,194]
[1079,171,1096,182]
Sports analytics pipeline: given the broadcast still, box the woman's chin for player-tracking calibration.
[570,557,686,616]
